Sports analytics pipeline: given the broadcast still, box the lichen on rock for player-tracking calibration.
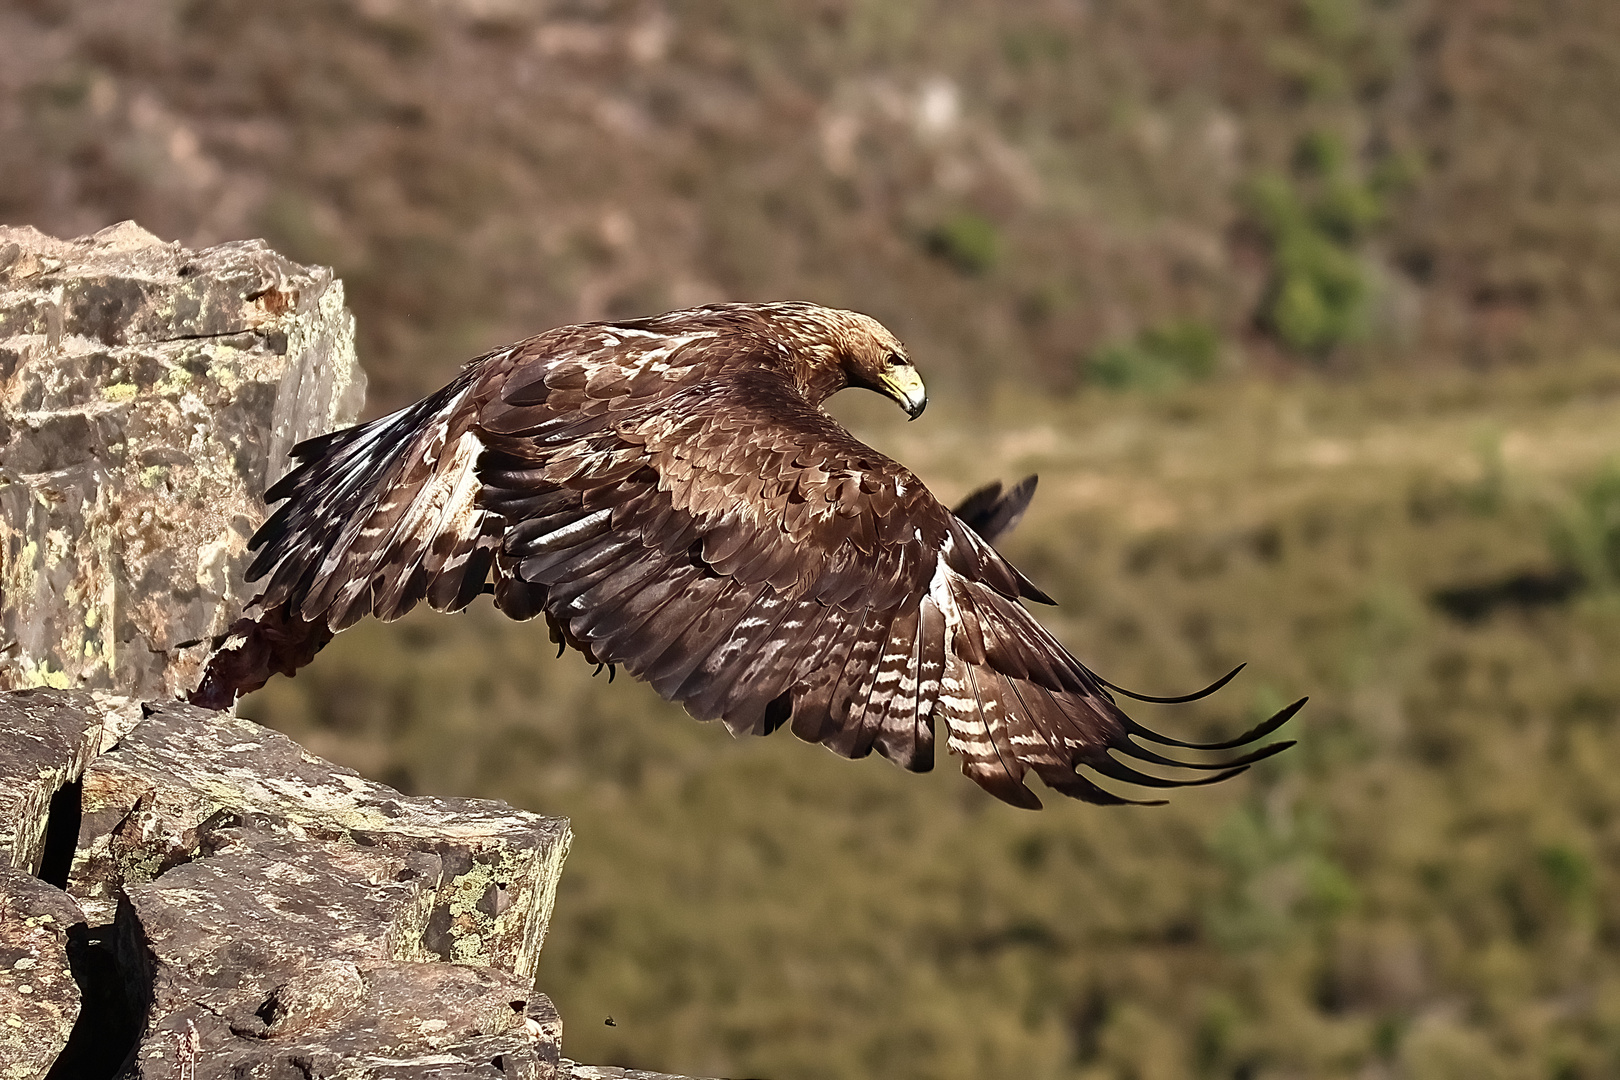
[0,866,86,1080]
[0,221,365,700]
[2,688,573,1080]
[70,699,572,978]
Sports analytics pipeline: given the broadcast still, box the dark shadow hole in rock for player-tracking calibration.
[256,989,286,1029]
[45,923,143,1080]
[36,777,83,889]
[422,903,456,960]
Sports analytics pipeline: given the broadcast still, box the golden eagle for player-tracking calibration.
[193,303,1299,808]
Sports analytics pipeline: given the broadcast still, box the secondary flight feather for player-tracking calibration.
[192,302,1299,808]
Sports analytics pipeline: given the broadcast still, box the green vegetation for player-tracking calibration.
[1246,175,1367,353]
[1244,131,1414,356]
[924,211,1001,276]
[247,357,1620,1079]
[1086,320,1222,391]
[1552,461,1620,593]
[10,1,1620,406]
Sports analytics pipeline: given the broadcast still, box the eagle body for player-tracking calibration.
[195,303,1296,808]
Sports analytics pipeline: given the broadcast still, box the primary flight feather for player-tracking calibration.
[192,302,1298,808]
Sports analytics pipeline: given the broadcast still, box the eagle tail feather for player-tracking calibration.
[670,587,785,717]
[864,607,927,769]
[787,604,867,745]
[1112,734,1297,773]
[718,600,837,737]
[821,605,894,758]
[689,591,796,728]
[648,580,765,701]
[963,662,1044,809]
[1084,753,1250,790]
[952,474,1040,548]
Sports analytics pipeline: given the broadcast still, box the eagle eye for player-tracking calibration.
[888,352,909,367]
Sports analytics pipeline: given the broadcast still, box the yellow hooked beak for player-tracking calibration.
[878,365,928,421]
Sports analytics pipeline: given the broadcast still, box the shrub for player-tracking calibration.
[924,211,1000,276]
[1248,131,1389,356]
[1085,319,1221,390]
[1550,460,1620,591]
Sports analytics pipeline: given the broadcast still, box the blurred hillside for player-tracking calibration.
[10,3,1620,1079]
[247,361,1620,1079]
[6,0,1620,410]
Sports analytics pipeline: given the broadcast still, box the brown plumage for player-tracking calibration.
[193,302,1299,809]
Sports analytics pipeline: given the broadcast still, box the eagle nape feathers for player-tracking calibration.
[192,302,1299,810]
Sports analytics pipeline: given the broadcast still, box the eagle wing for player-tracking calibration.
[248,317,728,629]
[472,352,1293,810]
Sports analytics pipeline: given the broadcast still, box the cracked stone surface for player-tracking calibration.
[123,824,566,1078]
[0,866,85,1080]
[0,688,139,875]
[70,699,572,976]
[0,221,365,700]
[0,689,577,1079]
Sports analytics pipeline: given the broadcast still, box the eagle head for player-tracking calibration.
[776,304,928,421]
[839,311,928,421]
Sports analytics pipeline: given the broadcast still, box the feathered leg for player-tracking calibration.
[188,603,335,710]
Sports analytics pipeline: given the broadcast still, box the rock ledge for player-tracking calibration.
[1,687,572,1079]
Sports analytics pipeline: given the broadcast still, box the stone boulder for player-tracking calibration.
[1,688,572,1079]
[0,221,365,700]
[72,699,570,975]
[0,865,87,1080]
